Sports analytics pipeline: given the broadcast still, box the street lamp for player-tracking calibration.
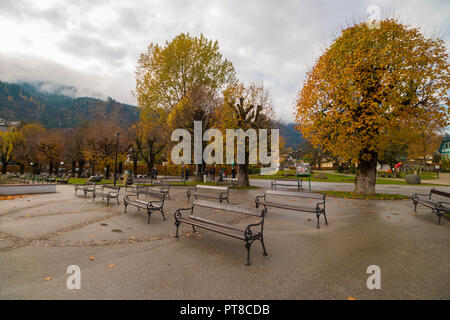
[113,132,120,186]
[164,150,167,177]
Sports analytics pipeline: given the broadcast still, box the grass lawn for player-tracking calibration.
[317,191,410,200]
[249,170,443,186]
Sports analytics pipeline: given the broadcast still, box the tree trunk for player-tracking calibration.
[77,160,85,178]
[1,158,7,174]
[20,163,24,175]
[105,165,110,179]
[354,151,378,195]
[49,161,54,174]
[237,164,249,187]
[90,162,95,176]
[133,157,138,178]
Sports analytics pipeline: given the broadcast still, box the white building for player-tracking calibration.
[0,119,20,132]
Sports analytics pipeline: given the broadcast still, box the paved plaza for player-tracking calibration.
[0,182,449,299]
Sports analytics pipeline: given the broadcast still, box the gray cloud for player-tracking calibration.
[0,0,448,122]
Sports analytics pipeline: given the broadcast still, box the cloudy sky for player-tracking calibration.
[0,0,448,122]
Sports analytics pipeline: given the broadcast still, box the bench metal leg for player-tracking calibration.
[316,213,320,228]
[147,210,152,223]
[260,235,268,256]
[124,203,128,213]
[323,211,328,225]
[116,197,120,205]
[161,209,166,221]
[438,213,442,225]
[414,201,417,212]
[175,221,180,237]
[245,241,253,265]
[192,225,196,232]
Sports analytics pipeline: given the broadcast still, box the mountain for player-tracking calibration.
[0,80,305,150]
[274,120,307,151]
[0,81,139,128]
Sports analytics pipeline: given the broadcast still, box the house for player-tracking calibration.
[439,138,450,160]
[0,119,20,132]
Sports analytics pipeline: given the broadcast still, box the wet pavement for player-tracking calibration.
[0,183,449,299]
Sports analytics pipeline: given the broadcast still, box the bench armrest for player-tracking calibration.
[147,199,164,208]
[174,207,193,221]
[244,210,266,240]
[412,193,430,200]
[436,201,450,211]
[124,194,138,202]
[255,194,266,208]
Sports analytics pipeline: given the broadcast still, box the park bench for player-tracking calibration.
[93,185,121,206]
[124,189,167,223]
[255,189,327,228]
[125,177,152,191]
[137,184,170,199]
[187,185,230,203]
[152,176,186,199]
[174,200,268,265]
[161,176,186,185]
[57,175,71,184]
[412,188,450,225]
[74,181,96,198]
[271,178,303,191]
[222,177,238,185]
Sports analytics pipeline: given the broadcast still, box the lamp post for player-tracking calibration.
[164,150,167,177]
[113,132,120,186]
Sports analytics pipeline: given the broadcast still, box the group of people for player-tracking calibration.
[179,166,237,182]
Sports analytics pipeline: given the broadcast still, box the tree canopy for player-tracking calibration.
[295,19,449,194]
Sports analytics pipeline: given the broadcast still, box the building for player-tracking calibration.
[0,119,20,132]
[439,138,450,160]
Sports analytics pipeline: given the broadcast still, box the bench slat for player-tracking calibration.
[258,201,317,213]
[196,185,229,191]
[193,200,262,216]
[178,216,245,240]
[265,190,324,200]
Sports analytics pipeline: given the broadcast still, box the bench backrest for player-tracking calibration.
[138,189,166,200]
[265,189,324,200]
[162,177,184,181]
[133,178,152,184]
[102,185,120,193]
[273,178,299,182]
[196,185,229,192]
[431,189,450,198]
[193,200,262,217]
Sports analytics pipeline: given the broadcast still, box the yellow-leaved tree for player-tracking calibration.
[295,19,449,194]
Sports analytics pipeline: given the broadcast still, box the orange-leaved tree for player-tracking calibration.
[295,19,449,194]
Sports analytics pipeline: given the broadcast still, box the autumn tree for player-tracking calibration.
[83,120,122,178]
[14,123,47,174]
[135,33,235,177]
[0,128,23,174]
[132,107,166,176]
[214,83,274,186]
[63,122,89,177]
[295,19,449,194]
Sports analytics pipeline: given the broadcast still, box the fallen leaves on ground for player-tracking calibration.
[347,296,356,300]
[89,256,94,261]
[44,277,52,281]
[107,264,115,268]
